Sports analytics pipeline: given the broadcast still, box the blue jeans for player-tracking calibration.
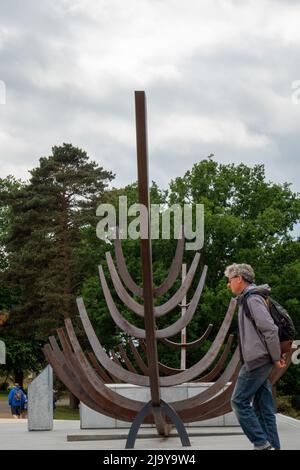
[231,363,280,449]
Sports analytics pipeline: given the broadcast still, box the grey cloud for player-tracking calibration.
[0,0,300,198]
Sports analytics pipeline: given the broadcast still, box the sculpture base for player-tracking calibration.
[80,382,239,429]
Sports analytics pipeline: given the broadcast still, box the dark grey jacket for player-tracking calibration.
[237,284,281,370]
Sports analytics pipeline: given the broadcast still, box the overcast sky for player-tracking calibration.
[0,0,300,195]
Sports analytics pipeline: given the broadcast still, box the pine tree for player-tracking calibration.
[2,143,114,341]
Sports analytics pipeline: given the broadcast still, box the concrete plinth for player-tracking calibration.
[28,365,53,431]
[80,382,239,429]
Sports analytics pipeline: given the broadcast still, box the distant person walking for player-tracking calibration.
[225,263,285,450]
[8,383,27,419]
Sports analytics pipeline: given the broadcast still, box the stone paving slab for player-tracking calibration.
[0,415,299,450]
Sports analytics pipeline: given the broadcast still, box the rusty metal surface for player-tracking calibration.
[43,343,120,419]
[157,361,184,376]
[43,344,103,413]
[114,226,185,300]
[106,250,201,318]
[153,264,207,339]
[154,252,200,317]
[111,351,124,368]
[117,344,138,373]
[135,91,161,410]
[63,318,148,411]
[98,264,208,339]
[87,351,115,383]
[160,323,213,350]
[113,229,143,298]
[76,296,150,386]
[153,228,185,298]
[140,340,184,376]
[194,334,234,382]
[173,348,240,412]
[53,283,236,390]
[76,293,235,387]
[128,339,149,375]
[105,252,144,316]
[159,297,236,386]
[177,362,240,422]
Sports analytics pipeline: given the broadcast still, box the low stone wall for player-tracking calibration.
[80,382,239,429]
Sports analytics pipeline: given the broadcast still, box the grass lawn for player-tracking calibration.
[54,406,79,420]
[1,391,79,419]
[0,391,8,401]
[277,395,300,420]
[1,389,298,421]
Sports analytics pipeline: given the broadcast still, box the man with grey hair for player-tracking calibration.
[225,263,285,450]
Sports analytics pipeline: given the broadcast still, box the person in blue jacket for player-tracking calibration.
[8,383,27,418]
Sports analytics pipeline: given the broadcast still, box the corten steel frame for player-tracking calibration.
[43,91,293,449]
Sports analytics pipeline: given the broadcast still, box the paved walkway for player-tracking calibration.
[0,414,299,450]
[0,400,11,418]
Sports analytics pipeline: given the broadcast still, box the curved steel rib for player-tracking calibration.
[47,324,243,423]
[152,333,232,378]
[77,295,236,387]
[98,264,208,339]
[117,344,138,373]
[43,344,116,418]
[142,325,215,376]
[173,347,240,412]
[128,339,149,375]
[158,362,183,375]
[45,337,143,421]
[153,228,185,298]
[174,353,241,421]
[194,334,234,382]
[105,252,143,316]
[160,323,213,350]
[77,297,150,386]
[87,351,115,384]
[154,252,200,317]
[62,321,159,418]
[113,232,143,298]
[105,251,201,318]
[159,297,236,386]
[52,335,149,422]
[114,228,185,299]
[45,336,241,424]
[140,340,183,375]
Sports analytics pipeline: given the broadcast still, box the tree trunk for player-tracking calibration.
[14,370,24,388]
[69,391,79,409]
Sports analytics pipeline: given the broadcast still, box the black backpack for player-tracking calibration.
[242,291,296,354]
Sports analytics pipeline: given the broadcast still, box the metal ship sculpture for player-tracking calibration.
[43,92,292,448]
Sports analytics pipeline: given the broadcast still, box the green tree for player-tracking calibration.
[169,156,300,285]
[2,143,114,339]
[0,145,114,392]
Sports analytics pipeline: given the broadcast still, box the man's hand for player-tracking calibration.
[274,358,286,369]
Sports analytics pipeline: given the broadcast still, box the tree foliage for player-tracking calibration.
[1,154,300,394]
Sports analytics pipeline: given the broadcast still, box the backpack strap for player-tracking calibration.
[241,291,270,323]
